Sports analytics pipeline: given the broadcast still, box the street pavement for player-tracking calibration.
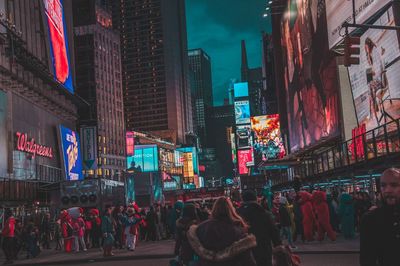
[0,235,360,265]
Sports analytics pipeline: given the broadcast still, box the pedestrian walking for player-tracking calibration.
[90,208,101,248]
[101,206,115,257]
[174,203,199,266]
[54,218,63,250]
[339,193,355,239]
[40,213,51,250]
[1,209,16,264]
[61,210,74,253]
[123,206,140,251]
[73,209,87,252]
[279,196,296,249]
[298,191,316,242]
[187,197,257,266]
[237,190,282,266]
[360,168,400,266]
[312,191,336,241]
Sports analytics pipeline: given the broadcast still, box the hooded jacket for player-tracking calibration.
[175,218,198,264]
[187,219,257,266]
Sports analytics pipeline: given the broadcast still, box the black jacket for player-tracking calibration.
[187,219,257,266]
[279,205,291,227]
[174,218,197,264]
[360,205,400,266]
[237,202,281,266]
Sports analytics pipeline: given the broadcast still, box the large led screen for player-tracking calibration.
[235,100,251,125]
[251,115,286,163]
[59,125,83,181]
[43,0,74,93]
[281,0,340,152]
[126,145,158,172]
[234,82,249,98]
[348,8,400,133]
[326,0,391,49]
[177,147,199,175]
[236,125,252,149]
[238,149,254,175]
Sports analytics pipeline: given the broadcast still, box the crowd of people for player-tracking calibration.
[1,167,399,266]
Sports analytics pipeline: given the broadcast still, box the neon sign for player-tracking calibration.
[43,0,74,93]
[16,132,53,158]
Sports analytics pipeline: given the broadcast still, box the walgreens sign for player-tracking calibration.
[16,132,53,158]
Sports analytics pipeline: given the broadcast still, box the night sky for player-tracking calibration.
[186,0,272,106]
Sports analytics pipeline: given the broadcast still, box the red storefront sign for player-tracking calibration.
[16,132,53,158]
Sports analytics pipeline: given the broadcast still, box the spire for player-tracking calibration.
[241,40,248,82]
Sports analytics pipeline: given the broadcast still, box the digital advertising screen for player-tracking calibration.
[230,133,237,164]
[236,125,252,149]
[234,82,249,98]
[326,0,391,48]
[280,0,340,152]
[59,125,83,181]
[238,149,254,175]
[348,8,400,133]
[183,152,194,177]
[251,115,286,163]
[235,100,251,125]
[126,131,135,156]
[126,145,158,172]
[43,0,74,93]
[177,147,199,175]
[174,150,184,167]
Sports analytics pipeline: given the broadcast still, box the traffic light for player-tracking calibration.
[344,35,360,67]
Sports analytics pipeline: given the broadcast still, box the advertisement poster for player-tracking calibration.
[126,131,135,156]
[251,115,286,163]
[81,126,97,170]
[236,125,252,149]
[59,125,83,181]
[348,8,400,133]
[178,147,199,175]
[238,149,253,175]
[183,152,194,177]
[326,0,391,48]
[126,145,158,172]
[235,100,251,125]
[230,133,237,164]
[43,0,74,93]
[280,0,340,152]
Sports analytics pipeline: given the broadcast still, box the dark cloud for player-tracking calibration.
[186,0,272,106]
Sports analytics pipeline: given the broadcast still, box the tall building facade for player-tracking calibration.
[241,40,265,116]
[188,49,213,148]
[261,32,278,115]
[111,0,192,145]
[73,0,126,181]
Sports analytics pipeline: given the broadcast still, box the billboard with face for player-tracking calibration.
[235,100,251,125]
[43,0,74,93]
[280,0,340,152]
[251,115,286,163]
[348,7,400,133]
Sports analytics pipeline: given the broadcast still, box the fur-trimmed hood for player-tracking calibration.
[187,224,257,262]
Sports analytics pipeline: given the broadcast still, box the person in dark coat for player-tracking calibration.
[360,168,400,266]
[174,203,199,265]
[187,197,257,266]
[237,190,282,266]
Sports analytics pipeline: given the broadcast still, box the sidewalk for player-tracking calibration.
[292,234,360,254]
[0,240,175,266]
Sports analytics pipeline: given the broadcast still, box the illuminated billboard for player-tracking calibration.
[238,149,254,175]
[234,82,249,98]
[126,145,158,172]
[251,115,286,163]
[230,133,237,164]
[177,147,199,175]
[174,150,184,167]
[59,126,83,181]
[326,0,391,48]
[236,125,252,149]
[126,131,135,156]
[280,0,340,152]
[43,0,74,93]
[183,152,194,177]
[348,8,400,133]
[235,100,250,125]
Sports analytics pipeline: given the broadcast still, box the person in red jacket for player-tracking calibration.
[61,210,73,252]
[312,191,336,241]
[2,209,16,264]
[298,191,316,241]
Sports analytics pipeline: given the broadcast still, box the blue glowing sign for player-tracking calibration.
[59,125,83,181]
[43,0,74,93]
[235,100,251,125]
[127,145,158,172]
[234,82,249,98]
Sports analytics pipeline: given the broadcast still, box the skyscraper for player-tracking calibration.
[261,32,278,115]
[188,48,213,148]
[111,0,193,145]
[73,0,126,180]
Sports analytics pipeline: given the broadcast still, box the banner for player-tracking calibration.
[234,100,250,125]
[348,8,400,133]
[59,126,83,181]
[326,0,391,49]
[81,127,97,170]
[238,149,253,175]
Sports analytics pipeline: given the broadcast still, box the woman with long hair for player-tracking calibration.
[187,197,257,266]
